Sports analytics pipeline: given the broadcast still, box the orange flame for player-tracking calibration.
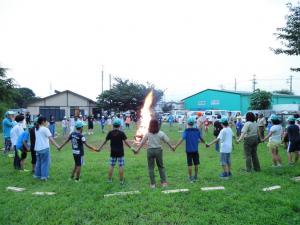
[135,91,154,141]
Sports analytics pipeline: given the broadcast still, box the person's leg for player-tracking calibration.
[40,149,50,180]
[271,148,277,166]
[275,148,282,165]
[147,149,156,185]
[155,148,166,184]
[193,152,200,179]
[71,165,76,179]
[294,152,299,163]
[251,139,261,171]
[108,166,114,180]
[243,139,253,172]
[188,166,192,177]
[31,149,36,173]
[75,166,81,180]
[34,152,41,179]
[118,157,125,182]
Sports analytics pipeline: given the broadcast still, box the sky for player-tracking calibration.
[0,0,299,102]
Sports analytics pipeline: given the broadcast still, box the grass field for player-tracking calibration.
[1,123,300,225]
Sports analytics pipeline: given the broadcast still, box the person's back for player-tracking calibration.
[183,128,200,152]
[269,124,282,143]
[287,124,300,142]
[213,119,222,137]
[218,127,233,153]
[69,131,85,155]
[107,129,126,157]
[145,131,169,149]
[3,117,13,138]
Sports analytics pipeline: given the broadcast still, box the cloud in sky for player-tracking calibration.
[0,0,299,101]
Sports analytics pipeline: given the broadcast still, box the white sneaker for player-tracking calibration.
[150,184,156,189]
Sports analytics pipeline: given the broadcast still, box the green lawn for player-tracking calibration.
[0,123,300,225]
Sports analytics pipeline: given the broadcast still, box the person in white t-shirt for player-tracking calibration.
[69,115,75,134]
[10,115,25,170]
[262,115,283,167]
[34,116,60,181]
[207,117,234,179]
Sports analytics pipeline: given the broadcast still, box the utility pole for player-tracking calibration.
[101,66,104,94]
[252,74,257,92]
[287,75,293,93]
[234,78,237,91]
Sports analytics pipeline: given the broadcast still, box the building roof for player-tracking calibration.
[29,90,97,104]
[181,89,300,101]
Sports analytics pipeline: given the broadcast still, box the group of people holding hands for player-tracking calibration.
[2,109,300,188]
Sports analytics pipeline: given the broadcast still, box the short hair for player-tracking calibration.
[15,115,25,122]
[217,114,221,119]
[272,119,280,125]
[148,119,159,134]
[245,112,256,122]
[289,120,295,125]
[222,121,229,126]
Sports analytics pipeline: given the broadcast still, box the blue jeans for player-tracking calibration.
[48,124,55,137]
[35,148,50,180]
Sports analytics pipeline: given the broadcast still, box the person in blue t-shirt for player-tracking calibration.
[235,116,244,138]
[59,121,97,182]
[15,129,31,170]
[174,117,207,183]
[2,111,15,154]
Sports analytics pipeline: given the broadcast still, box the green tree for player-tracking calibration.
[249,89,272,110]
[271,2,300,72]
[13,87,39,108]
[97,77,164,112]
[273,89,294,95]
[162,103,173,113]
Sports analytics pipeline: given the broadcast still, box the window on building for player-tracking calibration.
[211,100,220,105]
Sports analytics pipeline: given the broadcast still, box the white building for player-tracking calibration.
[27,90,98,120]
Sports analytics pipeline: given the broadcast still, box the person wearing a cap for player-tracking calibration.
[10,114,25,169]
[174,117,207,183]
[196,112,204,132]
[98,118,134,185]
[262,115,283,167]
[207,117,234,178]
[237,112,261,172]
[2,111,15,154]
[283,116,300,165]
[34,116,60,181]
[257,114,267,140]
[135,119,174,188]
[58,120,97,182]
[29,118,38,173]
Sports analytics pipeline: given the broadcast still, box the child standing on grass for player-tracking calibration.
[11,115,25,169]
[2,111,15,154]
[283,116,300,165]
[213,115,223,152]
[59,121,97,182]
[262,115,283,167]
[34,116,60,181]
[15,127,32,171]
[135,119,174,188]
[98,119,134,185]
[62,116,68,137]
[206,117,234,179]
[204,118,209,133]
[174,117,206,183]
[87,115,94,135]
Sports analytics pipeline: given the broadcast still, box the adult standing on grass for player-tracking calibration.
[257,113,266,140]
[262,115,283,167]
[135,119,175,188]
[283,116,300,165]
[237,112,261,172]
[48,115,56,138]
[174,117,206,183]
[2,111,15,155]
[34,116,60,181]
[11,115,25,169]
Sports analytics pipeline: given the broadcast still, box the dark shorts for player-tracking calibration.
[220,153,231,166]
[88,123,93,129]
[186,152,199,166]
[287,141,300,153]
[73,154,84,166]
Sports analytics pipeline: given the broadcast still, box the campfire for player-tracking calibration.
[135,91,154,142]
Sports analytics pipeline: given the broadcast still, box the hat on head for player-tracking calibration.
[75,121,84,128]
[113,118,121,126]
[220,117,228,124]
[287,116,296,122]
[187,117,195,125]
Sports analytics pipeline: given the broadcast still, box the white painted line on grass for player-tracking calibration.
[262,185,281,192]
[162,189,189,194]
[201,186,225,191]
[291,176,300,182]
[32,192,56,196]
[104,191,141,198]
[6,187,26,192]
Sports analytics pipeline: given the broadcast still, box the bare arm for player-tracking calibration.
[174,138,184,150]
[98,140,108,152]
[58,139,69,151]
[207,138,219,147]
[262,131,272,142]
[84,142,97,152]
[49,136,60,149]
[22,140,29,151]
